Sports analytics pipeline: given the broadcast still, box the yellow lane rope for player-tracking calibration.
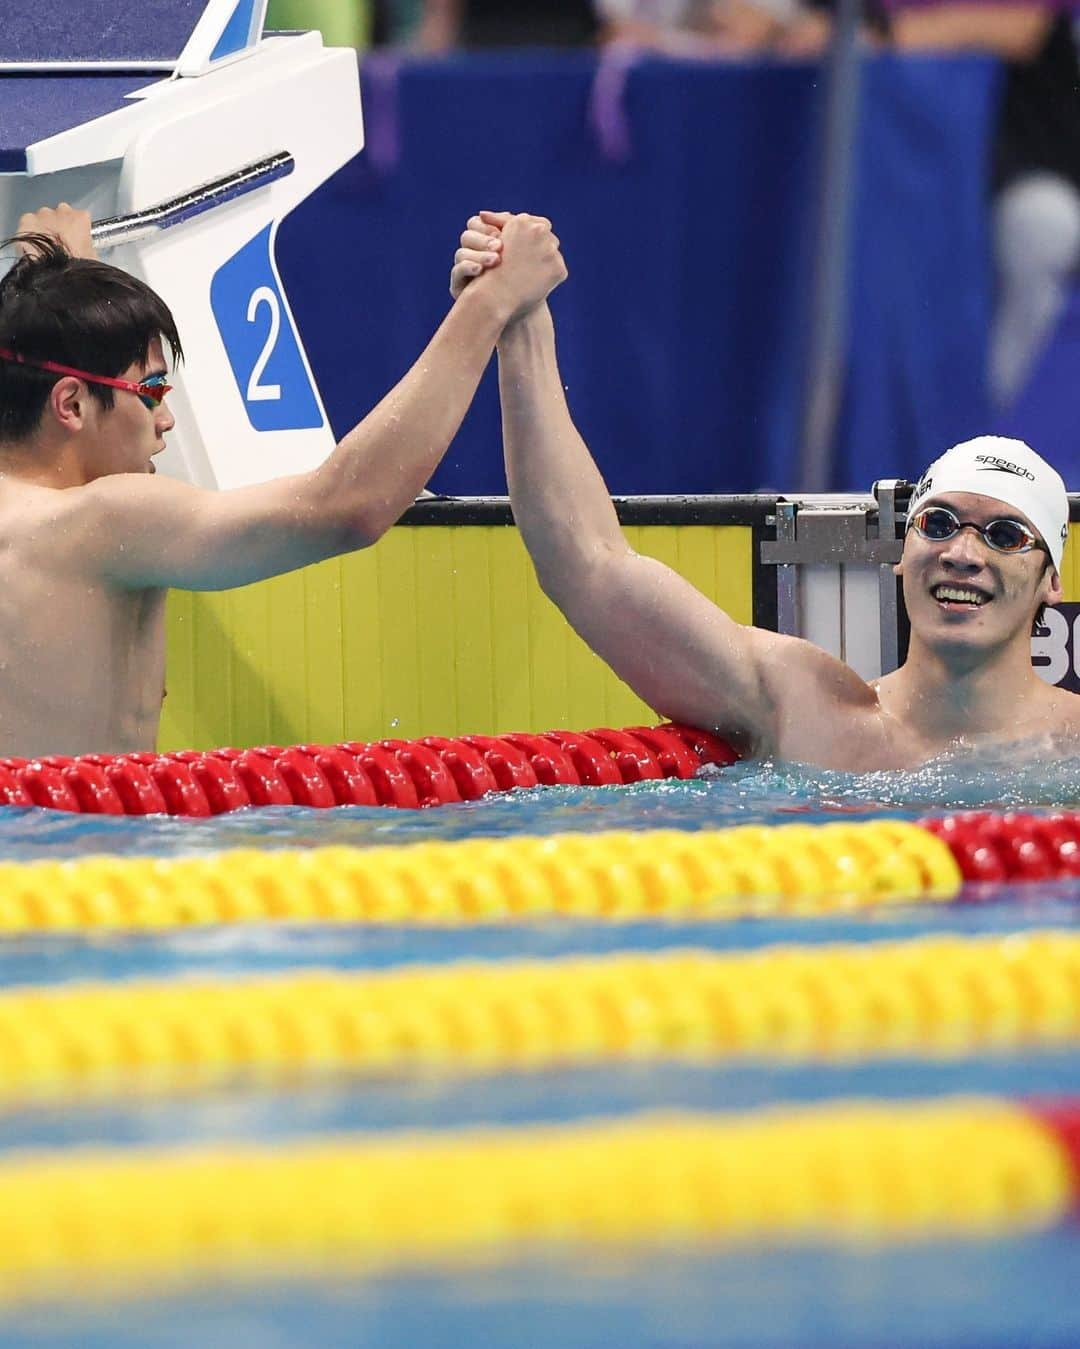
[0,1100,1070,1305]
[0,820,960,930]
[1,932,1077,1100]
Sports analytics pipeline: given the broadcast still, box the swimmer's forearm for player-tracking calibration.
[315,286,509,544]
[498,306,626,589]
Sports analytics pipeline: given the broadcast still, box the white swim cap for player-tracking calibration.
[907,435,1069,570]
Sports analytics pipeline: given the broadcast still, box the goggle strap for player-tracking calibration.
[0,346,169,403]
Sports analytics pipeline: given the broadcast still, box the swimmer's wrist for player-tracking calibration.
[498,302,553,347]
[455,282,515,333]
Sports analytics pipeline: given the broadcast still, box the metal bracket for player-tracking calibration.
[758,492,904,679]
[874,479,904,676]
[773,501,798,637]
[760,501,902,567]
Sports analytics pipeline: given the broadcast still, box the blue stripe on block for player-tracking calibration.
[210,0,259,62]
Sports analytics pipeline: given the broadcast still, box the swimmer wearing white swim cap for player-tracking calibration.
[453,215,1079,768]
[906,435,1068,571]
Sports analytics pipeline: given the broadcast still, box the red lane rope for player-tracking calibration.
[0,724,739,817]
[919,812,1080,885]
[4,727,1080,893]
[1029,1101,1080,1191]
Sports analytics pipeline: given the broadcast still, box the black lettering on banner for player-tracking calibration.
[1032,602,1080,692]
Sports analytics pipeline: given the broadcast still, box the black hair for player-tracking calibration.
[0,234,183,442]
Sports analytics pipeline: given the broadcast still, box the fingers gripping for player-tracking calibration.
[461,229,502,252]
[450,235,503,299]
[450,211,567,303]
[15,202,95,260]
[450,213,509,298]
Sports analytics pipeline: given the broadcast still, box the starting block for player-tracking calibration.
[0,0,363,488]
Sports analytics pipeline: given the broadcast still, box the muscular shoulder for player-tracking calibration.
[749,629,882,758]
[1041,681,1080,732]
[0,476,163,578]
[756,630,879,710]
[0,481,91,552]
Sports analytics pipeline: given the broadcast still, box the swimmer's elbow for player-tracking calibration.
[532,538,629,618]
[339,519,379,553]
[306,465,396,553]
[334,495,393,552]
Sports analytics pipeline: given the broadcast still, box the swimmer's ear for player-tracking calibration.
[1043,564,1064,606]
[48,375,88,432]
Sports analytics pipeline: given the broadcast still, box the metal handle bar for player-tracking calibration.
[90,151,294,249]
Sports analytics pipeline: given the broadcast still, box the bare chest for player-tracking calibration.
[0,576,168,755]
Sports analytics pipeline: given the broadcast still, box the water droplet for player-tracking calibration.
[390,718,400,728]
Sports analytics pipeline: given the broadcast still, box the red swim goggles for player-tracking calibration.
[0,346,172,410]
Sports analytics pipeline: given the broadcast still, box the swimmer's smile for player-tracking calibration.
[931,582,991,612]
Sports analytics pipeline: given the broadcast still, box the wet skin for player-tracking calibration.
[488,299,1079,771]
[761,491,1077,768]
[0,342,174,754]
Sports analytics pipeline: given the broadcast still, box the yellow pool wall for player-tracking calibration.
[160,522,754,751]
[159,519,1080,754]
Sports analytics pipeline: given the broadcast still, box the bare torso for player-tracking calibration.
[0,480,165,756]
[761,638,1080,771]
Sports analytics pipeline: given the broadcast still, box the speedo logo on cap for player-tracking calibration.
[974,454,1036,480]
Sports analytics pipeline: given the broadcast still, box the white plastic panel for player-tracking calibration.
[0,33,363,491]
[840,565,882,681]
[800,565,844,660]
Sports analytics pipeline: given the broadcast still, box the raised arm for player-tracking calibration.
[73,214,566,591]
[494,302,780,749]
[451,213,880,755]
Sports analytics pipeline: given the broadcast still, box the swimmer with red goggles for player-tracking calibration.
[0,201,565,758]
[0,346,172,410]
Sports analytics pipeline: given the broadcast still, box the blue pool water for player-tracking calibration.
[1,755,1079,1348]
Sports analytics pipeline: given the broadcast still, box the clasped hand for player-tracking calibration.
[450,211,567,323]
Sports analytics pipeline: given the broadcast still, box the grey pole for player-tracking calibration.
[796,0,863,493]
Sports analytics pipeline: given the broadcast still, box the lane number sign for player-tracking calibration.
[211,226,324,432]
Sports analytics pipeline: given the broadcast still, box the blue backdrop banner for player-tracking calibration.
[277,52,1000,496]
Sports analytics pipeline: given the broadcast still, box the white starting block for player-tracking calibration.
[0,0,363,488]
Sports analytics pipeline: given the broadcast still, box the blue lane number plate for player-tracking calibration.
[211,225,324,432]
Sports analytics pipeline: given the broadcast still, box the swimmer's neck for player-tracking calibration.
[0,435,91,489]
[877,632,1050,741]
